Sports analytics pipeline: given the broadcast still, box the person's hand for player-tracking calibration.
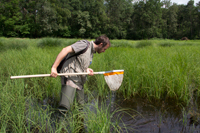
[87,68,94,76]
[51,67,58,78]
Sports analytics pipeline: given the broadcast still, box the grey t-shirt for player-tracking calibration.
[71,40,88,53]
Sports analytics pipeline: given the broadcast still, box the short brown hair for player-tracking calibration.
[94,35,110,47]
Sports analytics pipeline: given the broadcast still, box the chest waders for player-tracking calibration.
[58,41,90,114]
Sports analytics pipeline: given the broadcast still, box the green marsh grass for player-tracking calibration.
[37,37,79,48]
[0,38,29,52]
[1,38,200,132]
[0,38,135,132]
[135,40,153,48]
[84,99,131,132]
[110,39,137,48]
[37,37,63,48]
[89,40,200,103]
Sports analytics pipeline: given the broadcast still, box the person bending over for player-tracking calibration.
[51,35,110,114]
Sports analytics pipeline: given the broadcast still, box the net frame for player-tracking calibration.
[103,70,124,91]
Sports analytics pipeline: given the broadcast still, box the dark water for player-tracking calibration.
[89,91,200,133]
[112,94,200,133]
[26,92,200,133]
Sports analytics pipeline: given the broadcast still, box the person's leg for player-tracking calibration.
[76,88,84,108]
[59,85,76,112]
[76,88,85,131]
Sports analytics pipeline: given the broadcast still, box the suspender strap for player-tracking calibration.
[57,40,90,72]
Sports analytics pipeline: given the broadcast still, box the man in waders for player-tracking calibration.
[50,35,110,115]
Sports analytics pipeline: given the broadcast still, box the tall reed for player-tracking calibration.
[1,38,200,132]
[89,41,200,103]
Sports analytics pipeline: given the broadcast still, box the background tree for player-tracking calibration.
[0,0,22,37]
[196,2,200,39]
[161,0,172,38]
[19,0,58,37]
[167,3,178,38]
[105,0,133,39]
[81,0,109,38]
[49,0,71,37]
[185,0,196,39]
[0,0,200,39]
[131,0,162,39]
[176,0,198,39]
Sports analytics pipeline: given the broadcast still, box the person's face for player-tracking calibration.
[96,43,109,54]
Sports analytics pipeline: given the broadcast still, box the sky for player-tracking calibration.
[170,0,200,5]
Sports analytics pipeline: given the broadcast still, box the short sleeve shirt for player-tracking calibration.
[71,40,88,53]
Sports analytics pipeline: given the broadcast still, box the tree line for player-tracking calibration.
[0,0,200,40]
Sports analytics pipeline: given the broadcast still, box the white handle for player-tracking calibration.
[10,70,124,79]
[10,72,97,79]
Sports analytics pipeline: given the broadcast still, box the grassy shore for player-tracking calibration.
[0,37,200,132]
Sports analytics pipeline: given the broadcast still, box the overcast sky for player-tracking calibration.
[170,0,200,5]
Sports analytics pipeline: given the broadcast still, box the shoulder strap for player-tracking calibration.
[66,40,90,60]
[57,40,90,72]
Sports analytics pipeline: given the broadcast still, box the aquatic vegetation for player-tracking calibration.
[1,38,200,132]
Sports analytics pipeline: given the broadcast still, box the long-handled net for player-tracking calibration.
[10,70,124,91]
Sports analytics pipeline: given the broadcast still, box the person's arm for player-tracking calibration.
[51,46,74,77]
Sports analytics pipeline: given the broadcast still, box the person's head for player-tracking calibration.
[94,35,110,53]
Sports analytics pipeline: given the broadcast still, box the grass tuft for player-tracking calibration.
[135,40,153,48]
[37,38,63,48]
[159,41,175,47]
[0,38,28,52]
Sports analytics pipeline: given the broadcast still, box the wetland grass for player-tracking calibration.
[84,100,130,133]
[1,38,200,132]
[90,43,200,104]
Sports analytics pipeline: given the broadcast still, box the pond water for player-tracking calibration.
[114,95,200,133]
[88,91,200,132]
[26,92,200,133]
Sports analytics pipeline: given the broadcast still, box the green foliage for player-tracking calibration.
[57,26,71,37]
[105,0,133,39]
[0,0,22,37]
[15,24,30,37]
[0,0,200,39]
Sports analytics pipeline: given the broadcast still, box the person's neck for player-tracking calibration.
[93,42,98,51]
